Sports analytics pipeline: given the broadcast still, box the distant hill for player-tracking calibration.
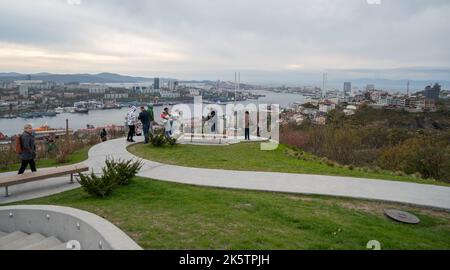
[0,72,154,83]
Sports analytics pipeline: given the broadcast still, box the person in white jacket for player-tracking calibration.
[161,107,172,138]
[125,106,138,142]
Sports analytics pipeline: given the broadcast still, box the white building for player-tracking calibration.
[19,85,29,98]
[104,93,129,99]
[159,90,180,99]
[319,100,336,113]
[21,100,35,105]
[14,80,52,90]
[87,84,108,94]
[377,96,392,106]
[142,88,160,94]
[189,89,201,96]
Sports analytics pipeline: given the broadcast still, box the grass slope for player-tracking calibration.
[128,143,447,186]
[12,178,450,250]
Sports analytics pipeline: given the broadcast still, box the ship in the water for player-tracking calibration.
[55,107,65,114]
[33,124,73,139]
[74,102,89,113]
[19,111,57,118]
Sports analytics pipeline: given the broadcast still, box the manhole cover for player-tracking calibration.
[384,209,420,224]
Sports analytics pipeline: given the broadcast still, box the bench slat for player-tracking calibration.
[0,164,89,187]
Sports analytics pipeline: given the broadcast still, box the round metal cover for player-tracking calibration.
[384,209,420,224]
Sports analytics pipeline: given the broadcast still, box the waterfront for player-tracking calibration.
[0,91,306,136]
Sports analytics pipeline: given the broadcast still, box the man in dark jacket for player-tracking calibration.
[18,124,37,174]
[138,106,152,144]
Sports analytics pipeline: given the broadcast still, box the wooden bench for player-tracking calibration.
[0,164,89,197]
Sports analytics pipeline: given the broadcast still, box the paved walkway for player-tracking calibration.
[1,137,450,211]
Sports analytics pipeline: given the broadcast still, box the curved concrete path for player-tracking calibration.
[2,137,450,211]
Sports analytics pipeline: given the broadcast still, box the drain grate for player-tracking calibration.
[384,209,420,224]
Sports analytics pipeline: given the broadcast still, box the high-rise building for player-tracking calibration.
[167,80,179,91]
[19,85,29,98]
[154,78,160,90]
[424,83,441,101]
[366,84,375,92]
[322,73,327,99]
[407,80,410,97]
[344,82,352,97]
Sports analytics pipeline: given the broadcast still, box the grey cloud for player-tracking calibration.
[0,0,449,82]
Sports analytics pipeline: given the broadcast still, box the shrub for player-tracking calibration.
[149,132,178,147]
[105,158,143,186]
[53,138,85,164]
[166,137,178,146]
[280,126,310,149]
[378,137,450,182]
[150,133,167,147]
[325,160,335,167]
[78,158,143,197]
[0,144,19,170]
[77,170,117,198]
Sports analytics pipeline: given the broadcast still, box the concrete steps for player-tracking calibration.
[20,236,63,250]
[49,243,71,250]
[0,230,68,250]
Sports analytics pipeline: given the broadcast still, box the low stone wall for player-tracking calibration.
[0,205,142,250]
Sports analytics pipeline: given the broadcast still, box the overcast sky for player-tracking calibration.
[0,0,449,83]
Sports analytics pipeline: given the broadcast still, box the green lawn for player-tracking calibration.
[0,146,91,173]
[128,143,448,186]
[12,177,450,250]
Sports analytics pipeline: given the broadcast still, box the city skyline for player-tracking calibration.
[1,0,450,83]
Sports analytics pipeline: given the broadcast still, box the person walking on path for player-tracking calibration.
[245,111,251,141]
[18,124,37,175]
[138,106,151,144]
[100,128,108,142]
[126,106,138,142]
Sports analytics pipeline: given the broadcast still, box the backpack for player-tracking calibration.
[15,135,23,154]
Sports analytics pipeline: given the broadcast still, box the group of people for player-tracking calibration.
[14,107,252,175]
[126,105,177,143]
[203,110,252,141]
[125,105,155,144]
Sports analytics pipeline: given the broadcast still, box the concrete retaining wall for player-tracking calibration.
[0,205,142,250]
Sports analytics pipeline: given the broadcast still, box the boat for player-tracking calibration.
[19,111,57,118]
[19,112,40,119]
[74,102,89,113]
[87,100,105,110]
[41,111,57,117]
[103,101,122,110]
[33,124,73,139]
[0,114,17,119]
[55,107,65,114]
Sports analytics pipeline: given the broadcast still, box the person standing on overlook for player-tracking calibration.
[138,106,151,144]
[245,111,251,141]
[126,106,138,142]
[147,104,155,136]
[161,107,172,138]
